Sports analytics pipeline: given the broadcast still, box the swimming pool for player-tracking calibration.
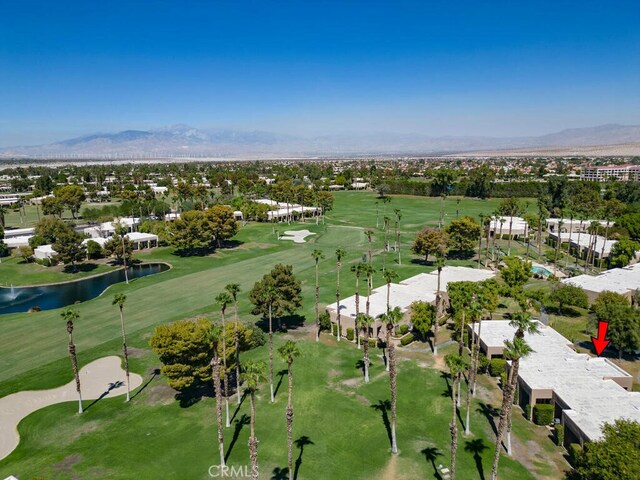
[531,265,553,276]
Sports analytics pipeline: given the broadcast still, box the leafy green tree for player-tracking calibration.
[573,419,640,480]
[466,165,495,199]
[609,238,640,268]
[547,283,589,314]
[85,239,104,259]
[41,196,65,217]
[103,232,133,264]
[410,301,436,340]
[205,205,239,248]
[149,318,213,391]
[52,229,86,271]
[54,184,86,218]
[35,216,71,243]
[412,227,448,263]
[168,210,210,253]
[592,292,640,358]
[500,256,532,291]
[445,216,481,257]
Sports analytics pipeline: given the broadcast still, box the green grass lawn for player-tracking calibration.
[0,256,118,287]
[0,192,563,478]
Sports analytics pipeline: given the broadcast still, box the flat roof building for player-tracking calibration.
[562,262,640,301]
[473,320,639,446]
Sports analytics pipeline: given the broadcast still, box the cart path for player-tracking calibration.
[0,356,143,461]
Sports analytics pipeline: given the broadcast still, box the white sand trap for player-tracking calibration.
[0,356,143,461]
[279,229,316,244]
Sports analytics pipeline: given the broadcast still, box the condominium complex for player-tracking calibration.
[580,164,640,182]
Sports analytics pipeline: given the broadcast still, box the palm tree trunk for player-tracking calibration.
[575,221,583,265]
[336,264,342,341]
[315,261,320,342]
[434,267,442,355]
[212,355,225,467]
[248,391,259,480]
[364,322,370,383]
[68,335,83,414]
[565,218,573,269]
[472,318,482,397]
[507,218,513,256]
[119,307,131,402]
[268,303,275,403]
[491,360,520,480]
[450,374,458,480]
[221,309,230,428]
[389,327,398,454]
[538,214,543,258]
[286,360,294,475]
[355,275,360,348]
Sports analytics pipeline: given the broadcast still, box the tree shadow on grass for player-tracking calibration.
[465,438,489,480]
[271,467,289,480]
[254,314,306,333]
[230,390,247,423]
[273,369,287,399]
[477,402,500,436]
[293,436,314,480]
[371,399,392,448]
[130,368,160,400]
[355,359,365,375]
[63,262,99,274]
[175,384,213,408]
[84,380,124,411]
[225,413,250,462]
[421,447,443,480]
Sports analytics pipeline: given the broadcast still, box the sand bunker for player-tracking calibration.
[279,229,316,244]
[0,356,143,461]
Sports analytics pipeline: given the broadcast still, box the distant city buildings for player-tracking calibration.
[580,164,640,182]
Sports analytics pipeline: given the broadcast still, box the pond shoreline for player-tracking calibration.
[0,261,172,289]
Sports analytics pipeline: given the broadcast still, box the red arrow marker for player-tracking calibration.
[591,321,610,357]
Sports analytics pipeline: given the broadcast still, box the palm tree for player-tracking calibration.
[335,248,346,342]
[112,294,131,402]
[396,210,402,265]
[358,313,374,383]
[537,198,548,258]
[564,210,575,269]
[262,285,278,403]
[433,255,445,355]
[312,250,324,342]
[225,283,242,405]
[478,214,485,268]
[210,324,225,467]
[491,337,533,480]
[465,300,483,435]
[382,268,398,372]
[216,291,233,427]
[445,353,468,480]
[278,341,301,476]
[554,218,564,275]
[384,306,403,454]
[364,230,374,267]
[62,308,83,414]
[497,218,505,263]
[242,360,267,480]
[351,263,363,348]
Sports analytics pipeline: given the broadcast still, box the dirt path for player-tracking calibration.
[0,356,143,461]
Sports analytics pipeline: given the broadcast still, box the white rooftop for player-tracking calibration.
[489,216,528,234]
[563,262,640,295]
[125,232,158,243]
[475,320,640,441]
[327,266,495,320]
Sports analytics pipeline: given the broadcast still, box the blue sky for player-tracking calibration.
[0,0,639,146]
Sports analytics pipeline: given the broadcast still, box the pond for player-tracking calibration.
[0,263,169,315]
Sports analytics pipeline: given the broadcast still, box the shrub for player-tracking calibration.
[489,358,506,377]
[368,338,377,348]
[555,424,565,446]
[533,404,554,425]
[331,322,338,336]
[319,311,331,332]
[398,324,409,336]
[524,404,531,420]
[28,235,47,249]
[346,328,355,341]
[86,240,104,260]
[500,372,508,389]
[400,333,415,346]
[568,443,583,466]
[477,353,490,374]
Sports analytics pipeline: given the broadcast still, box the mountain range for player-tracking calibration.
[1,123,640,158]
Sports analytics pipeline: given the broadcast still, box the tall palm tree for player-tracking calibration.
[312,250,324,342]
[215,291,233,427]
[383,306,403,454]
[364,229,374,267]
[351,263,363,348]
[445,353,468,480]
[210,324,225,467]
[242,360,267,480]
[564,210,575,269]
[537,198,548,258]
[497,218,505,264]
[278,341,301,476]
[465,300,483,435]
[112,294,131,402]
[433,255,445,355]
[396,210,402,265]
[554,218,564,275]
[225,283,242,405]
[358,313,374,383]
[382,269,398,371]
[62,308,83,414]
[262,285,279,403]
[491,337,533,480]
[335,248,347,342]
[478,214,485,268]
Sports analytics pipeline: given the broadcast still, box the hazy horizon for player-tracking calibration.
[1,1,639,147]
